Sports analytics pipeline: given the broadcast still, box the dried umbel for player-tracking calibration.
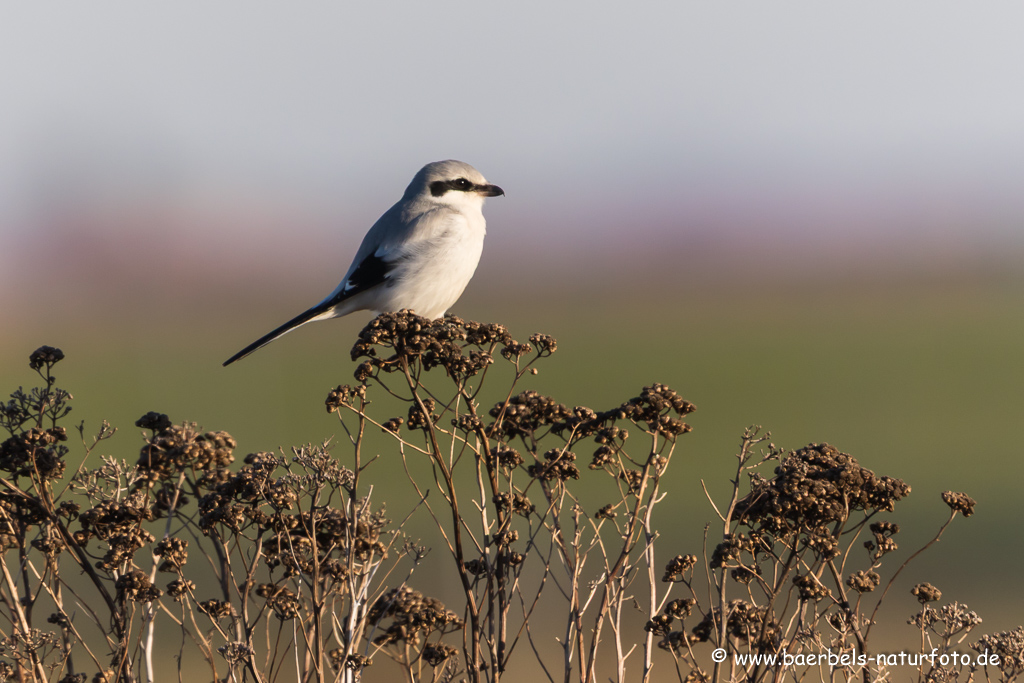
[407,398,437,431]
[972,626,1024,678]
[942,491,976,517]
[327,650,372,673]
[846,570,881,593]
[166,579,195,601]
[115,570,160,603]
[136,418,236,482]
[734,443,910,552]
[368,586,463,645]
[154,536,188,572]
[325,384,366,412]
[218,642,254,665]
[198,599,235,619]
[493,492,534,517]
[528,448,580,483]
[423,643,459,667]
[507,384,694,445]
[866,521,901,562]
[710,534,756,569]
[657,630,701,655]
[135,411,172,434]
[488,446,523,469]
[645,613,675,635]
[664,598,697,619]
[793,573,830,602]
[0,427,69,481]
[912,582,943,604]
[692,600,781,650]
[490,390,573,439]
[731,566,759,585]
[908,601,982,633]
[255,583,302,620]
[663,554,698,582]
[349,310,518,381]
[29,346,65,370]
[616,384,694,438]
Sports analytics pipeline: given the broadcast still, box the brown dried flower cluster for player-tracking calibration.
[941,490,976,517]
[115,570,160,603]
[368,586,463,646]
[692,600,781,650]
[528,448,580,483]
[422,642,459,667]
[136,417,236,482]
[912,582,943,604]
[663,554,698,582]
[846,570,880,593]
[350,311,518,380]
[972,626,1024,678]
[28,346,65,370]
[325,383,366,412]
[736,444,911,537]
[489,390,574,440]
[493,492,534,517]
[908,600,982,633]
[792,573,830,602]
[0,426,69,481]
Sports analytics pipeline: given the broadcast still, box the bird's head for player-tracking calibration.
[405,160,504,209]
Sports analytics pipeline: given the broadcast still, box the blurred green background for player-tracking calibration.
[2,3,1024,678]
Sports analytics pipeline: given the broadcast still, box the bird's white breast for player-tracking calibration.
[375,208,485,319]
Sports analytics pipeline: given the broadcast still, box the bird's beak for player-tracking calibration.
[477,184,504,197]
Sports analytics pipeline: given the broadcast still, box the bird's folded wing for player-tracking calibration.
[319,251,394,308]
[318,206,464,308]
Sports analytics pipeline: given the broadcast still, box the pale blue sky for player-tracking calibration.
[2,2,1023,259]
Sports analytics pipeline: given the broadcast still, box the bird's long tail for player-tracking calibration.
[223,305,331,366]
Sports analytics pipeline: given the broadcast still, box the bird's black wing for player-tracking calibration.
[222,252,396,366]
[320,251,394,308]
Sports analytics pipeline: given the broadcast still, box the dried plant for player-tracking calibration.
[0,318,1018,683]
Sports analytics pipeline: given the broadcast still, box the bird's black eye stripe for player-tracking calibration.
[429,178,475,196]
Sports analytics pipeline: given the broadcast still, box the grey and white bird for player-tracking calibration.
[223,160,503,366]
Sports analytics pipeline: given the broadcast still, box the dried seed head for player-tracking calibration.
[644,613,674,635]
[423,643,459,667]
[166,579,194,601]
[846,570,881,593]
[135,412,172,434]
[29,346,64,371]
[326,384,366,412]
[793,573,830,602]
[663,598,697,618]
[971,626,1024,677]
[663,554,698,582]
[941,491,976,517]
[115,570,161,602]
[692,600,781,649]
[734,444,911,558]
[912,583,943,604]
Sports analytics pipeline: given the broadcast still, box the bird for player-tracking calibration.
[223,160,503,366]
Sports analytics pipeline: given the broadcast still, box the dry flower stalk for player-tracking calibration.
[0,322,1014,683]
